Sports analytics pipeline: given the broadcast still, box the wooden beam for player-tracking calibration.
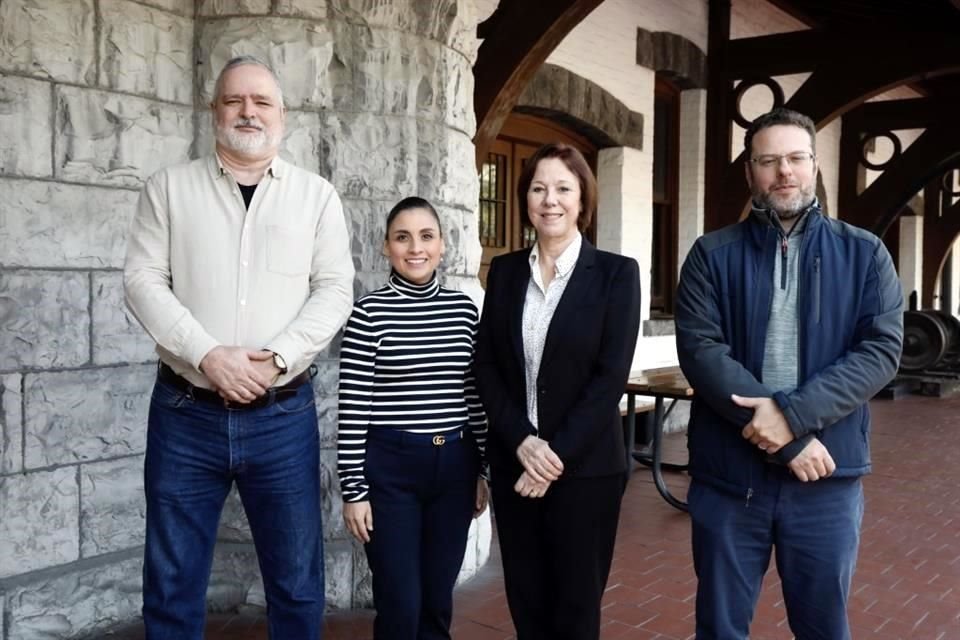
[846,97,953,130]
[703,0,734,233]
[837,112,865,225]
[726,30,960,80]
[473,0,604,168]
[841,121,960,234]
[786,44,960,130]
[725,30,827,77]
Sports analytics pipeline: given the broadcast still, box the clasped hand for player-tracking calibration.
[733,394,835,482]
[199,346,281,403]
[732,394,793,453]
[514,435,563,498]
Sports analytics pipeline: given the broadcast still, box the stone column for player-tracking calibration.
[677,89,707,278]
[596,146,651,324]
[899,215,923,309]
[194,0,485,611]
[0,1,206,637]
[0,0,487,636]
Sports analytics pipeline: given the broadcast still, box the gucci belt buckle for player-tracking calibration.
[432,434,446,446]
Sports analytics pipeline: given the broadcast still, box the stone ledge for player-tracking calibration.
[516,63,644,150]
[636,28,707,90]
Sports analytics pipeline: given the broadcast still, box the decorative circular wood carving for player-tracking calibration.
[941,170,960,198]
[732,77,785,129]
[860,131,902,170]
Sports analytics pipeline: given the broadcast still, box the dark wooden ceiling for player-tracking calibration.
[768,0,960,31]
[767,0,960,96]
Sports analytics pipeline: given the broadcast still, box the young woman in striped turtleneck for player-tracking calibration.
[337,196,488,640]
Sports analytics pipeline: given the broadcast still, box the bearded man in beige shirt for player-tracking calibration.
[124,56,354,639]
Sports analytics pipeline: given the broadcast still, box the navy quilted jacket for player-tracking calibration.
[675,205,903,497]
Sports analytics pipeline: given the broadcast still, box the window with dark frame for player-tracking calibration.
[479,152,508,249]
[651,77,680,315]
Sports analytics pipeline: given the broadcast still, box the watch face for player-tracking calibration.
[273,353,287,372]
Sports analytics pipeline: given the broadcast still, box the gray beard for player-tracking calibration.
[215,120,282,155]
[754,185,816,219]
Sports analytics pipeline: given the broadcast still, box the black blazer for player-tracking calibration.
[475,239,642,481]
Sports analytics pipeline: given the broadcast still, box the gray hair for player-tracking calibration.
[743,108,816,157]
[211,55,285,108]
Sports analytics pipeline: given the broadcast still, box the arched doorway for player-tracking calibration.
[478,113,598,285]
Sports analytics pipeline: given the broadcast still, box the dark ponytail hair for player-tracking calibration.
[385,196,441,239]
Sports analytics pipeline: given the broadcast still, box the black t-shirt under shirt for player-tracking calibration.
[238,183,257,209]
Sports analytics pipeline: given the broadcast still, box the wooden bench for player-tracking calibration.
[620,400,655,417]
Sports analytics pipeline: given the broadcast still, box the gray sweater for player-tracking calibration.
[760,208,812,392]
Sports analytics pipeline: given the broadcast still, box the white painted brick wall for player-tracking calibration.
[899,215,923,307]
[596,146,652,318]
[731,0,806,38]
[678,89,707,275]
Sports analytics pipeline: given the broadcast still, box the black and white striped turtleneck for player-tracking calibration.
[337,270,487,503]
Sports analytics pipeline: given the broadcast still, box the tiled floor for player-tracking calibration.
[109,395,960,639]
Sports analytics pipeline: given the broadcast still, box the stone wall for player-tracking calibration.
[0,1,485,638]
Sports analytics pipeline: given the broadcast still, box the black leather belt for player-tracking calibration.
[158,362,311,410]
[369,428,465,447]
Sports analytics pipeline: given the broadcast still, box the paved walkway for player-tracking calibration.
[109,394,960,639]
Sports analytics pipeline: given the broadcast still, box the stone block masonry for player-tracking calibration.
[0,1,488,637]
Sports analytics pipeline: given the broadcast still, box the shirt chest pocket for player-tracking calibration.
[266,225,312,277]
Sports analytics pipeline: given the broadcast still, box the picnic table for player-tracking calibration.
[623,367,693,511]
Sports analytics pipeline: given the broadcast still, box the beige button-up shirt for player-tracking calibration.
[522,233,582,430]
[124,154,355,388]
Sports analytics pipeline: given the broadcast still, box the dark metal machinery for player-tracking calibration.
[901,310,960,371]
[889,309,960,397]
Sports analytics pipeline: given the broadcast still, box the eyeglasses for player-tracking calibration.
[750,152,816,170]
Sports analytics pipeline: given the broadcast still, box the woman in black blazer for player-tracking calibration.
[475,143,642,640]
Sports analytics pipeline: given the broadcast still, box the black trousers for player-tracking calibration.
[491,470,627,640]
[364,429,479,640]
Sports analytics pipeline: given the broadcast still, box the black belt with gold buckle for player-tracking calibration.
[369,428,466,447]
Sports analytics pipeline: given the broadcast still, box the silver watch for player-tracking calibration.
[272,351,287,373]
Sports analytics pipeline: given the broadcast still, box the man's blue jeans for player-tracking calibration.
[142,377,324,639]
[689,471,864,640]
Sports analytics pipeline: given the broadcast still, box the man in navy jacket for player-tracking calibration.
[675,108,903,639]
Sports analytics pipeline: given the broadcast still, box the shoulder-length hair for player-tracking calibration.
[517,142,597,233]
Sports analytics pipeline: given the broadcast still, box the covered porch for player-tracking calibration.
[108,393,960,639]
